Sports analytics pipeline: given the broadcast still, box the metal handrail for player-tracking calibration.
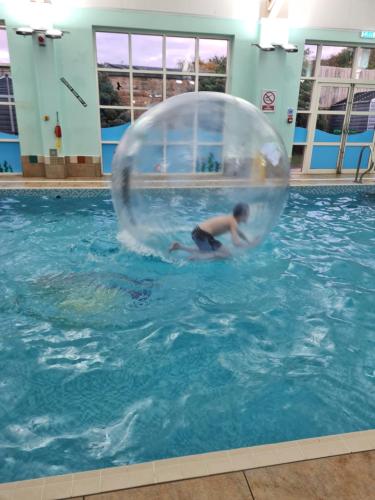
[354,144,374,183]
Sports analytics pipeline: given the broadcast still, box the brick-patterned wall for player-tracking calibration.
[22,156,46,177]
[21,156,102,178]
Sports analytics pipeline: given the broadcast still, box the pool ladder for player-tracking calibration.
[354,144,375,183]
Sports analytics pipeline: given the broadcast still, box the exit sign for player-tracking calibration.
[361,31,375,39]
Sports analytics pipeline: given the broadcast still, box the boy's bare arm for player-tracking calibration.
[232,223,261,248]
[230,221,246,246]
[237,228,250,243]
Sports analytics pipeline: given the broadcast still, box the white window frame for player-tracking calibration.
[95,30,231,174]
[293,42,375,174]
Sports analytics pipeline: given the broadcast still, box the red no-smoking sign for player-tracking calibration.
[261,90,277,112]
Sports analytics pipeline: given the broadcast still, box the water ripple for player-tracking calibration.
[0,191,374,482]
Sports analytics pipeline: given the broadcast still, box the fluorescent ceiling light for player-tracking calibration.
[280,43,298,52]
[45,28,63,39]
[16,26,34,35]
[254,43,276,51]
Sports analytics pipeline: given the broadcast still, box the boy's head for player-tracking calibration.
[233,202,249,223]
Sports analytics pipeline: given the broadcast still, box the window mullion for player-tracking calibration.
[129,34,134,123]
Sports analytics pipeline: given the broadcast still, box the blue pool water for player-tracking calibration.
[0,188,374,482]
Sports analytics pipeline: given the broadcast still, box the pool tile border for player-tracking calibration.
[0,430,374,499]
[0,183,375,199]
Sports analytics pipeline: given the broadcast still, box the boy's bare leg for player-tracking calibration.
[188,247,231,261]
[169,241,197,254]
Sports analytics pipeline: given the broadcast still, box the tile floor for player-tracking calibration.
[62,450,374,500]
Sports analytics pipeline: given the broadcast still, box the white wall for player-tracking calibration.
[59,0,375,30]
[2,0,375,30]
[289,0,375,30]
[57,0,262,19]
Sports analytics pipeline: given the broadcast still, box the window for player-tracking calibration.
[199,39,228,74]
[131,35,163,70]
[355,48,375,80]
[166,37,195,72]
[96,32,229,173]
[96,32,129,68]
[319,46,354,78]
[0,27,21,173]
[302,44,317,78]
[293,42,375,172]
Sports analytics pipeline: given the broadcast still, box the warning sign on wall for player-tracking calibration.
[261,90,276,112]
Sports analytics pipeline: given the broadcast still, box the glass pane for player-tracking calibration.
[0,29,10,64]
[98,72,130,106]
[100,109,131,141]
[166,37,195,72]
[197,146,222,173]
[320,46,354,78]
[136,145,164,173]
[96,32,129,69]
[166,145,193,173]
[347,115,375,143]
[314,114,344,142]
[294,114,309,142]
[133,74,163,107]
[352,87,375,111]
[166,115,194,142]
[297,80,313,110]
[101,143,117,174]
[291,145,304,171]
[198,76,226,92]
[198,104,224,142]
[355,48,375,80]
[131,35,162,70]
[0,105,18,136]
[318,86,349,111]
[166,75,195,97]
[311,145,339,169]
[0,142,22,173]
[343,145,371,169]
[302,44,317,77]
[0,70,15,102]
[199,39,228,74]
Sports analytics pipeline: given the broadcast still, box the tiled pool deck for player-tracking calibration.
[1,173,374,499]
[0,431,374,499]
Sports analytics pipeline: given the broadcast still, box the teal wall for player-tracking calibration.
[1,4,374,164]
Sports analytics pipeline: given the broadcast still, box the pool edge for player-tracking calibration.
[1,429,374,499]
[0,173,375,191]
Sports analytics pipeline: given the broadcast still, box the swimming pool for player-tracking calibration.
[0,187,374,483]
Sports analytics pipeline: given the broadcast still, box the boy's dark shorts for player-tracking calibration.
[192,226,222,252]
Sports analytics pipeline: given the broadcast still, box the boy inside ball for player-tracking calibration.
[169,202,258,260]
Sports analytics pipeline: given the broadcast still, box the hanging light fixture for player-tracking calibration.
[15,0,65,40]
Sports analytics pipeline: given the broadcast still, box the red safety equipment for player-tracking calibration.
[55,112,62,150]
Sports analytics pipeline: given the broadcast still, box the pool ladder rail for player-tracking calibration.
[354,144,375,183]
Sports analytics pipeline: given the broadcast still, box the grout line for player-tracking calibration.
[242,470,256,500]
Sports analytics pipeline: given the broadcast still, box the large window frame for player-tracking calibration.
[293,42,375,174]
[95,31,231,174]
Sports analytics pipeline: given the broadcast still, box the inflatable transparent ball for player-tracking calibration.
[112,92,289,258]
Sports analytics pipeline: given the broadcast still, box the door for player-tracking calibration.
[308,83,351,172]
[306,83,375,173]
[340,85,375,172]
